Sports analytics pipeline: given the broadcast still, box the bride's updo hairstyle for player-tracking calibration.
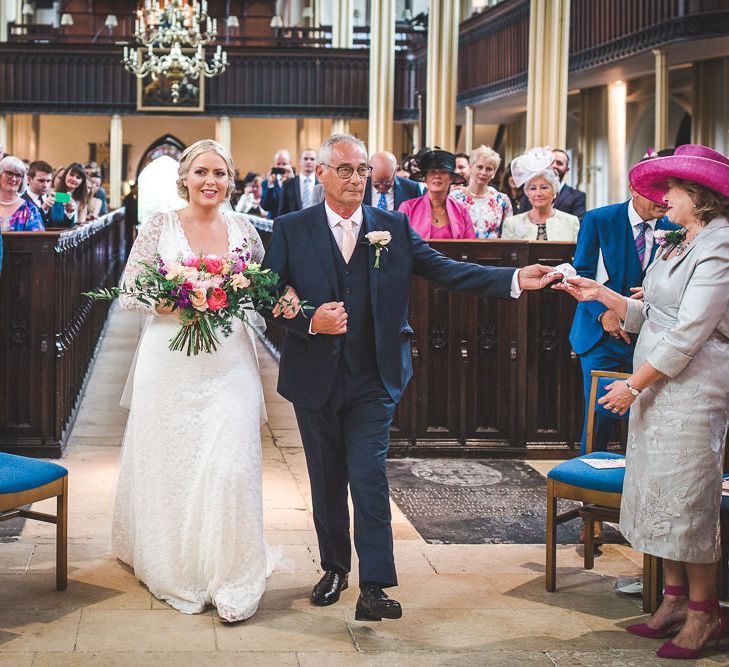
[177,139,236,202]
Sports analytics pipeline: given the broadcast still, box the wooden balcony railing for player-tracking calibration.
[0,44,419,119]
[250,216,588,457]
[0,210,127,457]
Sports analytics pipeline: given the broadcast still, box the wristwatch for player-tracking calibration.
[625,381,641,397]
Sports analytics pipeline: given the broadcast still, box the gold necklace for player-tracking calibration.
[466,188,488,199]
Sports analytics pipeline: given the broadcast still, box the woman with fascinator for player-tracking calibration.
[501,147,580,241]
[556,144,729,660]
[397,147,475,239]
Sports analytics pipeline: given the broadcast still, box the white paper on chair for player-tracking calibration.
[580,458,626,470]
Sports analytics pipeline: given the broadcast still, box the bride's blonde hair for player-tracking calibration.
[177,139,236,201]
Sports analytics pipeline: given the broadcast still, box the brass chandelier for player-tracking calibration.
[122,0,228,104]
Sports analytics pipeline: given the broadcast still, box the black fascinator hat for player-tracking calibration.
[415,147,456,175]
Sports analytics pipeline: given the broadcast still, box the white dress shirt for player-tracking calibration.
[26,190,44,208]
[371,186,395,211]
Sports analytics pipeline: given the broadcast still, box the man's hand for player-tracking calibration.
[43,191,56,211]
[629,286,644,300]
[517,264,564,291]
[273,287,302,319]
[600,310,631,344]
[311,302,347,335]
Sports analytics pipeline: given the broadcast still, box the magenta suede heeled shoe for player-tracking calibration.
[626,584,688,639]
[656,597,729,660]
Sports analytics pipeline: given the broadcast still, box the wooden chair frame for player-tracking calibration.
[0,475,68,590]
[546,370,660,613]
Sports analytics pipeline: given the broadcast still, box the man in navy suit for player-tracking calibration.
[570,183,679,454]
[261,148,294,214]
[522,148,587,220]
[278,148,319,215]
[363,151,421,211]
[263,134,559,621]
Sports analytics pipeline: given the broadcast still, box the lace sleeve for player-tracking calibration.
[119,212,166,315]
[232,213,265,263]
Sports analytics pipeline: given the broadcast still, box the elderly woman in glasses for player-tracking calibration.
[0,156,45,231]
[501,147,579,242]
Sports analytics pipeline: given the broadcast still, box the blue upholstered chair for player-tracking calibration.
[546,370,660,613]
[0,452,68,590]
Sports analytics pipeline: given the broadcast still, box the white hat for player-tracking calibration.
[510,147,553,188]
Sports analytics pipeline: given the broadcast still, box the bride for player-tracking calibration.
[112,139,276,622]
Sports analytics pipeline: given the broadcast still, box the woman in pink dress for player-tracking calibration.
[397,148,475,240]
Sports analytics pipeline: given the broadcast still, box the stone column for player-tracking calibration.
[607,80,627,202]
[692,57,729,155]
[110,114,123,210]
[7,114,38,160]
[0,114,7,154]
[653,48,669,150]
[331,119,350,135]
[525,0,570,148]
[425,0,460,150]
[0,0,8,42]
[332,0,353,48]
[215,116,232,154]
[579,86,609,210]
[463,105,474,153]
[368,0,395,153]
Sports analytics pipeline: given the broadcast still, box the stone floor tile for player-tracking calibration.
[32,652,299,667]
[214,609,356,653]
[76,610,216,652]
[0,653,34,666]
[0,543,35,574]
[297,651,555,666]
[0,609,81,652]
[264,508,316,531]
[545,648,716,666]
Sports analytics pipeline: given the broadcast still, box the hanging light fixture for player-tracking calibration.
[60,13,74,26]
[122,0,228,104]
[226,15,239,28]
[21,2,34,16]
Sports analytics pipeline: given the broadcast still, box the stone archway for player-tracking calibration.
[136,134,187,177]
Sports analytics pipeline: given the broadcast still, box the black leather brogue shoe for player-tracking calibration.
[311,570,348,606]
[354,585,403,621]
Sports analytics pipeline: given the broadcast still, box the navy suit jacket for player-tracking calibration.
[278,175,320,216]
[363,176,421,210]
[568,201,680,355]
[262,202,516,409]
[522,184,587,221]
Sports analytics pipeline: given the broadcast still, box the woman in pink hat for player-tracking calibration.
[556,144,729,660]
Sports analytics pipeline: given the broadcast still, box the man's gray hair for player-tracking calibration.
[317,134,368,165]
[524,168,561,196]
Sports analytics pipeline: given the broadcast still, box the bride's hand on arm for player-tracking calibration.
[273,286,302,319]
[155,300,176,316]
[553,276,629,319]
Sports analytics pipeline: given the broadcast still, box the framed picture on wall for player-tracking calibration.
[136,50,205,112]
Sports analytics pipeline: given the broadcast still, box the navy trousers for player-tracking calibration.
[578,334,635,454]
[293,376,397,588]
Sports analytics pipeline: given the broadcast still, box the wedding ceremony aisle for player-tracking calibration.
[0,307,685,666]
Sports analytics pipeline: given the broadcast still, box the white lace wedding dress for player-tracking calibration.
[112,209,271,621]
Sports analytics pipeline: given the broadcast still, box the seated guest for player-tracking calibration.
[454,151,471,185]
[0,155,44,231]
[501,163,524,214]
[50,162,88,227]
[364,150,420,211]
[570,152,679,455]
[450,145,513,238]
[23,160,54,227]
[235,175,270,218]
[397,148,475,240]
[278,148,319,215]
[520,148,587,221]
[52,165,66,191]
[502,147,580,241]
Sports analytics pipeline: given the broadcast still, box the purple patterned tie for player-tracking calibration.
[635,222,649,267]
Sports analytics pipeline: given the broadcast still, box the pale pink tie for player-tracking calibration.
[339,219,356,263]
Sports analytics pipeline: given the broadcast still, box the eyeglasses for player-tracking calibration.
[321,163,371,179]
[3,172,23,180]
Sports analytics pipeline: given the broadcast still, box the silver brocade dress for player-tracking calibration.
[618,217,729,563]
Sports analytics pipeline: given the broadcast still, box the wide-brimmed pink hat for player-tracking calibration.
[629,144,729,205]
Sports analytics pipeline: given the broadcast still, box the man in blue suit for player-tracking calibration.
[363,150,421,211]
[263,134,559,621]
[570,183,679,454]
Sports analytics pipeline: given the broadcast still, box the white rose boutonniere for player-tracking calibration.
[365,230,392,269]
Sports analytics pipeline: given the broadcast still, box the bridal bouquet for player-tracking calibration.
[84,249,297,355]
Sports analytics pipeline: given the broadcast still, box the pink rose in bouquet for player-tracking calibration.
[207,287,228,311]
